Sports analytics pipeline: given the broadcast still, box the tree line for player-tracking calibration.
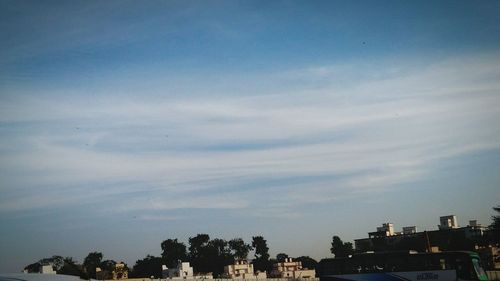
[157,234,318,278]
[24,235,319,279]
[23,253,121,279]
[22,234,348,279]
[24,205,500,278]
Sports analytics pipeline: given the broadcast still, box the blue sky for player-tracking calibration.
[1,0,500,273]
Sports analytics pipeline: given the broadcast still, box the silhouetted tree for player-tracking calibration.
[252,236,270,260]
[58,257,84,276]
[24,262,41,273]
[252,236,270,273]
[490,205,500,245]
[189,234,210,259]
[37,255,64,271]
[330,236,343,255]
[207,238,233,277]
[295,256,317,270]
[161,238,188,268]
[344,242,354,253]
[267,258,278,274]
[24,255,65,273]
[330,236,354,258]
[83,252,103,279]
[100,260,116,271]
[188,234,212,273]
[229,238,253,260]
[276,253,289,262]
[131,255,163,278]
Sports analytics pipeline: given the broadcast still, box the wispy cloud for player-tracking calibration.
[1,52,500,219]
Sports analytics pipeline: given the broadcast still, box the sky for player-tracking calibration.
[1,0,500,273]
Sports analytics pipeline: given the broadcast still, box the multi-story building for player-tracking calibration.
[224,260,266,279]
[368,223,403,238]
[354,215,488,254]
[402,226,417,235]
[376,223,395,236]
[112,262,128,280]
[270,258,315,279]
[162,262,194,279]
[439,215,459,230]
[162,261,213,279]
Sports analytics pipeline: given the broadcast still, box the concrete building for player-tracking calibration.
[439,215,458,230]
[376,223,395,236]
[271,258,315,279]
[403,226,417,235]
[162,261,213,279]
[224,260,266,279]
[477,246,500,270]
[367,223,400,238]
[112,262,128,280]
[469,220,480,227]
[354,215,491,255]
[162,262,193,279]
[39,265,56,274]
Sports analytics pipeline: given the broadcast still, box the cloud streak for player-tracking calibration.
[1,52,500,220]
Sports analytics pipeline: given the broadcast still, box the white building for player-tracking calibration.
[40,265,56,274]
[162,262,193,279]
[439,215,458,229]
[162,261,212,279]
[376,223,395,236]
[224,260,266,279]
[271,258,315,279]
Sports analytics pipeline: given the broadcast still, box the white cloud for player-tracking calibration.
[1,52,500,217]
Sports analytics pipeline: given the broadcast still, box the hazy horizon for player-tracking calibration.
[1,0,500,273]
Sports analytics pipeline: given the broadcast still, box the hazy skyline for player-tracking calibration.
[1,0,500,273]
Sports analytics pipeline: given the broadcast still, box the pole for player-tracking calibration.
[424,231,431,253]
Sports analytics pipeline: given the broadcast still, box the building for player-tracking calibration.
[223,260,266,279]
[477,246,500,270]
[368,223,400,239]
[439,215,458,230]
[162,261,213,279]
[354,215,489,254]
[162,262,193,279]
[356,222,423,251]
[112,262,128,280]
[402,226,417,235]
[469,220,480,227]
[376,223,395,236]
[39,265,56,274]
[270,258,316,279]
[22,260,57,274]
